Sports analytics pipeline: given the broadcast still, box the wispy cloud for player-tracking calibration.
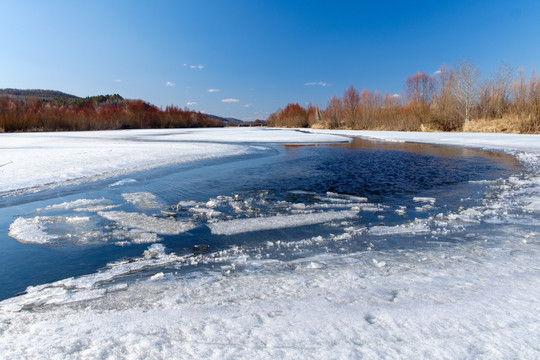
[166,81,176,87]
[304,81,328,87]
[207,88,220,93]
[222,98,240,103]
[433,70,442,76]
[184,64,204,70]
[391,93,400,98]
[114,79,122,83]
[186,101,197,106]
[243,104,251,108]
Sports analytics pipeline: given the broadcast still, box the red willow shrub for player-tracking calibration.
[0,94,224,132]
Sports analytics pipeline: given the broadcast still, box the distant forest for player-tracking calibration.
[0,89,225,132]
[268,60,540,133]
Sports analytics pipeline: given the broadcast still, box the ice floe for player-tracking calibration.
[369,221,430,236]
[40,198,120,213]
[122,192,163,209]
[8,216,62,244]
[8,216,101,245]
[209,210,359,235]
[98,211,195,235]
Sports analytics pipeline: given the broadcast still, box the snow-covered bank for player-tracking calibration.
[1,128,539,359]
[306,129,540,153]
[0,128,348,194]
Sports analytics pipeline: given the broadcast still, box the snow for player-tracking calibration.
[0,128,348,195]
[307,129,540,153]
[1,128,540,359]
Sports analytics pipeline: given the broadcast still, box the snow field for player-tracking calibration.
[1,128,539,358]
[1,228,538,359]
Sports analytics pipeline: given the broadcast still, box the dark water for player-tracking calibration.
[0,138,522,300]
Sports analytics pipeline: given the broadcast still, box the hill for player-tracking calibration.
[0,88,79,100]
[0,89,225,132]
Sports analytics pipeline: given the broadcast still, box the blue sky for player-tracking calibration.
[1,0,539,120]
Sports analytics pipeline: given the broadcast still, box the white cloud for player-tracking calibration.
[433,70,442,76]
[391,93,400,98]
[243,104,252,108]
[183,64,204,70]
[186,101,197,106]
[304,81,328,87]
[114,79,122,83]
[222,98,240,103]
[207,88,220,93]
[166,81,176,87]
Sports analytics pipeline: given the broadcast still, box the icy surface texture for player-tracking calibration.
[1,129,539,358]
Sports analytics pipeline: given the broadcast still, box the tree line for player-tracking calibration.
[268,60,540,133]
[0,93,224,132]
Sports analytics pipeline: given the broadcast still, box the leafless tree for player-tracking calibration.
[405,71,435,106]
[452,59,480,122]
[343,85,360,128]
[492,62,513,117]
[323,95,343,128]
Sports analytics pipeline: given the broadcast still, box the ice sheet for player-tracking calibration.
[0,128,348,194]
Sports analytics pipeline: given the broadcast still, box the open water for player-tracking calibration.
[0,138,523,300]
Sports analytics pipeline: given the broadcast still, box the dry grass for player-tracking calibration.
[462,116,540,133]
[463,117,520,133]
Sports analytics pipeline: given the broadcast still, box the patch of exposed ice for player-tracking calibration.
[109,178,137,187]
[413,197,436,204]
[359,205,384,212]
[524,198,540,212]
[39,198,120,213]
[8,217,61,244]
[74,204,120,212]
[149,272,165,281]
[98,211,195,235]
[8,216,95,245]
[326,191,368,202]
[111,229,160,244]
[369,221,430,236]
[209,210,359,235]
[122,192,163,209]
[189,207,222,218]
[41,198,108,212]
[174,200,203,208]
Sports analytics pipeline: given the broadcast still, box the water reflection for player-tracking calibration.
[284,137,523,170]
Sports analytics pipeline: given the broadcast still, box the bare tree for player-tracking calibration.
[405,71,435,106]
[343,85,361,128]
[492,62,513,117]
[323,95,343,129]
[452,59,480,122]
